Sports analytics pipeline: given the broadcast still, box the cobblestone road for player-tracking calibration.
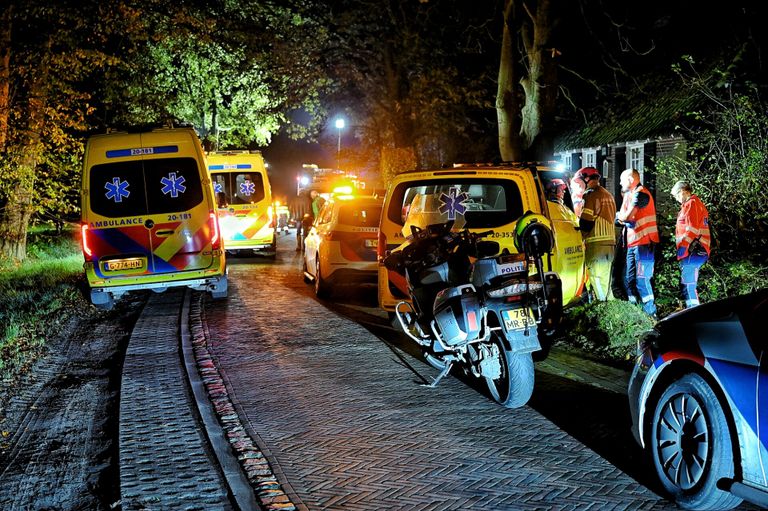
[199,234,684,511]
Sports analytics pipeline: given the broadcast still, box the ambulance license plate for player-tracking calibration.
[364,239,378,248]
[105,259,143,271]
[502,308,535,331]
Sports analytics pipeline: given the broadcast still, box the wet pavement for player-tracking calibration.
[198,235,673,510]
[119,232,757,510]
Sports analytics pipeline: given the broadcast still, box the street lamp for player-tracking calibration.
[334,117,345,170]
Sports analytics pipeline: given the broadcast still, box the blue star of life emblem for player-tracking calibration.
[214,182,223,194]
[438,186,469,220]
[160,172,187,198]
[104,177,130,203]
[240,181,256,196]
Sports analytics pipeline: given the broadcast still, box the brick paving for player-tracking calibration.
[199,238,678,511]
[120,292,233,510]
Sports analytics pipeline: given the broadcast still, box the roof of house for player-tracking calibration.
[554,76,701,153]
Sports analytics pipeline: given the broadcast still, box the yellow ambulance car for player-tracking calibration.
[81,127,228,310]
[207,151,276,256]
[377,164,587,325]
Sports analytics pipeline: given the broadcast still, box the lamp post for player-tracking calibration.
[334,117,345,170]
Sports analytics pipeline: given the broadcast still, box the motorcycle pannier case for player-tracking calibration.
[432,284,482,346]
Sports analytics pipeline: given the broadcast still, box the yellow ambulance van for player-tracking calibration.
[206,151,276,256]
[80,127,228,310]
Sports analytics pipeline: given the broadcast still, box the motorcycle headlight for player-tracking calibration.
[486,279,543,298]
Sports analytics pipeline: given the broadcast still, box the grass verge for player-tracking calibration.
[0,225,88,378]
[552,300,656,367]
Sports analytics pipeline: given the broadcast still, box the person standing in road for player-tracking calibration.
[671,180,711,308]
[575,167,616,301]
[615,168,660,317]
[310,190,326,218]
[295,191,312,251]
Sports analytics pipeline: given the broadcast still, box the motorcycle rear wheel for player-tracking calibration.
[484,334,534,408]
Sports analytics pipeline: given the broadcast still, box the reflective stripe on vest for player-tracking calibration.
[675,194,711,254]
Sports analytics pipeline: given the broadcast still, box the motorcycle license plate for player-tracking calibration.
[502,308,535,331]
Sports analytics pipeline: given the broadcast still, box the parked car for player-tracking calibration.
[628,288,768,510]
[303,194,383,298]
[377,164,587,336]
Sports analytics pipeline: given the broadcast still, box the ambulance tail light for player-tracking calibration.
[81,224,93,259]
[209,211,221,249]
[377,230,387,263]
[269,204,276,228]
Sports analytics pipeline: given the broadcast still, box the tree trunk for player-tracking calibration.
[519,0,557,160]
[0,37,49,263]
[0,4,12,152]
[496,0,523,162]
[496,0,558,162]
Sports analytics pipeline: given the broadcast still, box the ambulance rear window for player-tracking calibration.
[387,178,524,228]
[338,202,382,227]
[89,157,204,217]
[210,172,265,206]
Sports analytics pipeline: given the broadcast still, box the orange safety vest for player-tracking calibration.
[620,184,659,247]
[676,194,711,258]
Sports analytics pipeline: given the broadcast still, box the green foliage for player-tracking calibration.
[556,300,656,364]
[0,225,84,377]
[655,61,768,261]
[380,146,417,187]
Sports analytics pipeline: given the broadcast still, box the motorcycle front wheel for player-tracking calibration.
[484,334,534,408]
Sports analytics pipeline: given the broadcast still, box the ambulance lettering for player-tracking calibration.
[90,217,144,228]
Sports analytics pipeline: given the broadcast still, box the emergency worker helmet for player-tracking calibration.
[575,166,600,183]
[546,178,567,193]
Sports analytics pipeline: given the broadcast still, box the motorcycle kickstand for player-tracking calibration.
[422,361,454,388]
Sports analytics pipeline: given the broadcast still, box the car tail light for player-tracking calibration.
[377,230,387,262]
[81,223,93,259]
[209,211,221,249]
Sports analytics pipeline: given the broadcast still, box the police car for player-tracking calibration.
[629,289,768,510]
[303,193,384,298]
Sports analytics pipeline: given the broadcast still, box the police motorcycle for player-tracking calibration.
[383,195,561,408]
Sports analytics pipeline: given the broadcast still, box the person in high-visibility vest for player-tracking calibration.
[615,168,660,317]
[671,180,711,308]
[575,167,616,301]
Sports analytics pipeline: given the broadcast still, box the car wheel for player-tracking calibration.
[650,373,742,510]
[314,255,331,299]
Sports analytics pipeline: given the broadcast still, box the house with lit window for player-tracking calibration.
[553,85,698,201]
